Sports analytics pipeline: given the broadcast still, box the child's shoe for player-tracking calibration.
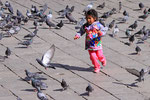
[94,68,100,73]
[102,60,106,67]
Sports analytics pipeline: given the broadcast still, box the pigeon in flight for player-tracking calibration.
[61,79,69,91]
[36,44,56,70]
[86,84,94,96]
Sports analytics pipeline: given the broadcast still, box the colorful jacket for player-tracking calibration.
[76,21,107,50]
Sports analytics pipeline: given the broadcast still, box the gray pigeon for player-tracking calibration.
[83,2,93,13]
[139,2,144,10]
[37,88,48,100]
[86,84,94,96]
[45,18,56,28]
[125,68,149,82]
[135,46,141,55]
[65,12,77,24]
[33,20,39,29]
[17,97,22,100]
[108,20,115,29]
[36,44,56,70]
[8,4,13,14]
[96,2,105,10]
[26,9,33,18]
[18,38,33,47]
[61,79,69,91]
[125,29,131,38]
[139,12,149,20]
[119,2,122,12]
[0,32,3,40]
[31,78,48,90]
[5,47,11,58]
[24,29,38,38]
[129,21,138,30]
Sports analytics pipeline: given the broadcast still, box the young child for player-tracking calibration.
[74,9,107,73]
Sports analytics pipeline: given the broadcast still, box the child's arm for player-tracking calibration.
[74,24,86,40]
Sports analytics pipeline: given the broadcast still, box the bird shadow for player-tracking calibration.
[108,34,113,37]
[56,16,65,19]
[128,52,138,55]
[53,88,63,92]
[116,21,126,24]
[21,89,35,92]
[119,37,128,39]
[124,42,130,46]
[50,63,93,72]
[15,46,28,49]
[80,92,89,96]
[29,27,36,29]
[112,81,139,87]
[75,26,81,29]
[133,9,141,11]
[137,19,145,22]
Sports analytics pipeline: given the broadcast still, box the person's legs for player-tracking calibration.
[96,49,106,66]
[88,50,100,73]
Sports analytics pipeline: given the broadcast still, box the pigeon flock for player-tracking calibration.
[0,0,150,100]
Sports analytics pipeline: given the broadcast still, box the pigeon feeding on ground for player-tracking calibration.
[123,10,129,16]
[25,69,43,81]
[112,25,119,37]
[135,46,141,55]
[61,79,69,91]
[36,44,56,70]
[134,26,146,36]
[24,29,38,38]
[139,12,149,20]
[129,21,138,30]
[56,20,64,29]
[31,78,48,91]
[45,18,56,29]
[139,2,144,10]
[129,35,135,45]
[96,2,105,10]
[125,68,150,82]
[5,47,11,58]
[108,20,115,29]
[37,88,48,100]
[86,84,94,96]
[18,38,33,47]
[65,12,77,24]
[125,29,131,38]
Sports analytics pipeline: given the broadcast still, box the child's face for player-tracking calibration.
[86,15,96,25]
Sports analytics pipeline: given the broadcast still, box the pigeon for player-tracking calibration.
[24,69,43,81]
[108,20,115,29]
[61,79,69,91]
[36,44,56,70]
[18,38,33,47]
[86,84,94,96]
[56,20,63,29]
[135,46,141,55]
[125,29,131,38]
[129,21,138,30]
[109,8,117,15]
[24,29,38,38]
[123,10,129,16]
[46,10,52,20]
[112,25,119,37]
[119,2,122,12]
[100,12,110,19]
[33,20,39,29]
[5,47,11,58]
[8,4,13,14]
[120,15,129,23]
[0,32,3,40]
[65,12,77,24]
[139,12,149,20]
[129,35,135,45]
[26,10,33,18]
[99,18,105,27]
[45,18,56,28]
[78,17,85,27]
[134,26,146,36]
[17,9,24,19]
[5,1,10,8]
[37,88,48,100]
[143,8,148,14]
[31,78,48,90]
[83,2,93,12]
[125,68,150,82]
[69,6,75,13]
[139,2,144,10]
[0,0,3,6]
[96,2,105,10]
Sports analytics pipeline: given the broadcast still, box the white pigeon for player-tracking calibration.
[83,2,93,12]
[112,25,119,37]
[47,10,52,20]
[36,44,56,70]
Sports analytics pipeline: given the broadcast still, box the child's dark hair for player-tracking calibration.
[85,9,98,21]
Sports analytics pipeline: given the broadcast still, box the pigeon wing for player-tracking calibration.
[125,68,140,77]
[42,44,55,66]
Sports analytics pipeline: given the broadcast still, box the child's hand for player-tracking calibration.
[74,35,80,40]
